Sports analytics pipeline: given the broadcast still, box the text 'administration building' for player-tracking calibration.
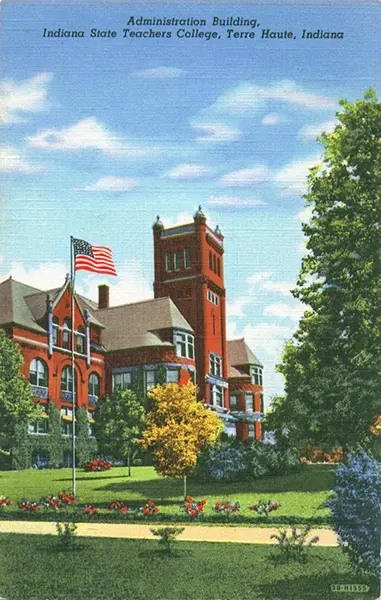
[0,208,264,464]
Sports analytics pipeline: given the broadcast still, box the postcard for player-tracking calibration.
[0,0,380,599]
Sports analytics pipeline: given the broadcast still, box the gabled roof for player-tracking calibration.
[95,296,193,351]
[227,338,263,369]
[0,277,47,333]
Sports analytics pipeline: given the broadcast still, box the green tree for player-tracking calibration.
[0,330,42,457]
[268,90,381,451]
[93,389,145,476]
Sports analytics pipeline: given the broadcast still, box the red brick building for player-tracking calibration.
[0,207,264,464]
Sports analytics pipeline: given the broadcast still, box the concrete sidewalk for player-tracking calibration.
[0,520,338,546]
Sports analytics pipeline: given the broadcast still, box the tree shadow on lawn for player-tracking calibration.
[55,475,129,482]
[96,467,334,498]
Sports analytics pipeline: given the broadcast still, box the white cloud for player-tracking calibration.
[208,194,264,208]
[0,146,46,173]
[261,113,283,126]
[247,271,272,285]
[28,117,156,157]
[275,155,321,196]
[161,211,195,228]
[132,66,184,78]
[0,73,52,124]
[265,302,306,322]
[191,121,241,143]
[298,119,337,138]
[166,163,213,179]
[78,259,152,306]
[8,261,68,290]
[219,166,270,187]
[207,80,337,115]
[74,176,139,192]
[295,206,313,223]
[227,297,250,318]
[261,281,294,296]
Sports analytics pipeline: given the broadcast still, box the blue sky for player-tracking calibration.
[1,1,381,403]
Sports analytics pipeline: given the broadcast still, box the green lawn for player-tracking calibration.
[0,464,334,525]
[0,533,378,600]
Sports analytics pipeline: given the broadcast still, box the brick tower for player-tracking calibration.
[152,207,228,407]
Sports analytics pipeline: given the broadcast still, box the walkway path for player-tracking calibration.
[0,520,338,546]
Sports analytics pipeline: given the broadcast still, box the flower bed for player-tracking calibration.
[83,459,111,472]
[183,496,206,517]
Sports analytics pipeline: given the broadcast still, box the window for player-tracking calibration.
[61,366,77,393]
[76,325,85,354]
[245,393,254,411]
[175,332,194,359]
[260,393,264,414]
[165,252,172,272]
[88,423,93,437]
[229,394,238,411]
[28,419,48,435]
[184,248,191,269]
[174,250,181,270]
[248,423,255,440]
[63,318,71,349]
[145,370,156,393]
[166,369,179,383]
[61,407,73,418]
[29,358,48,388]
[31,451,49,466]
[251,367,263,386]
[217,258,221,276]
[53,317,59,346]
[213,254,217,273]
[112,371,132,392]
[89,373,100,397]
[210,384,224,408]
[207,290,219,305]
[210,353,222,377]
[209,251,213,270]
[61,420,72,437]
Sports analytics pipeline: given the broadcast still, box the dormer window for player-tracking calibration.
[175,331,194,359]
[251,367,263,386]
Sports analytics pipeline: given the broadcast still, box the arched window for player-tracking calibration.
[76,325,85,354]
[63,318,71,350]
[61,366,77,393]
[88,373,100,398]
[29,358,48,388]
[53,317,59,346]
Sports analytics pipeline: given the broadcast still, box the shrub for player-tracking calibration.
[249,499,280,517]
[327,448,381,575]
[56,522,77,548]
[83,458,111,472]
[183,496,206,517]
[80,504,99,517]
[136,501,159,516]
[150,526,184,553]
[18,500,41,512]
[270,525,319,563]
[214,501,240,519]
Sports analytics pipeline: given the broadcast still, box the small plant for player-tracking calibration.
[56,522,78,548]
[108,500,134,514]
[136,501,159,516]
[83,459,111,472]
[214,500,240,518]
[249,499,280,517]
[270,525,319,563]
[0,496,11,509]
[58,491,76,506]
[183,496,206,517]
[80,504,99,517]
[150,526,185,554]
[18,500,41,513]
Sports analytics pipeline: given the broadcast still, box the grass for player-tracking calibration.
[0,533,378,600]
[0,464,335,526]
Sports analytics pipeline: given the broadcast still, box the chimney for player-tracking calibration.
[98,284,109,309]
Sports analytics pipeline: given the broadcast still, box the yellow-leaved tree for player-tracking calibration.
[141,381,223,498]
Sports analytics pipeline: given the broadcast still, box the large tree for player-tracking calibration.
[93,388,146,476]
[267,90,381,451]
[0,330,42,455]
[141,381,223,497]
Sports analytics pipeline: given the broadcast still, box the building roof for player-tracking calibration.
[227,338,263,369]
[95,296,193,351]
[0,277,47,333]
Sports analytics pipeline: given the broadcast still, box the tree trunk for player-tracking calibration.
[127,451,131,477]
[183,474,187,499]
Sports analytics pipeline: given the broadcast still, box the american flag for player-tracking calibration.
[72,238,117,276]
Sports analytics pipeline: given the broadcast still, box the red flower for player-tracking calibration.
[190,510,197,516]
[148,501,154,507]
[215,502,221,508]
[273,503,278,510]
[224,504,229,509]
[143,508,150,514]
[153,507,159,513]
[202,500,207,505]
[186,496,192,502]
[186,503,191,509]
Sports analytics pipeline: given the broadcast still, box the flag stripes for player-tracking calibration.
[72,238,117,276]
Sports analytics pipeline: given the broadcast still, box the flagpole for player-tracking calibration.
[70,236,76,497]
